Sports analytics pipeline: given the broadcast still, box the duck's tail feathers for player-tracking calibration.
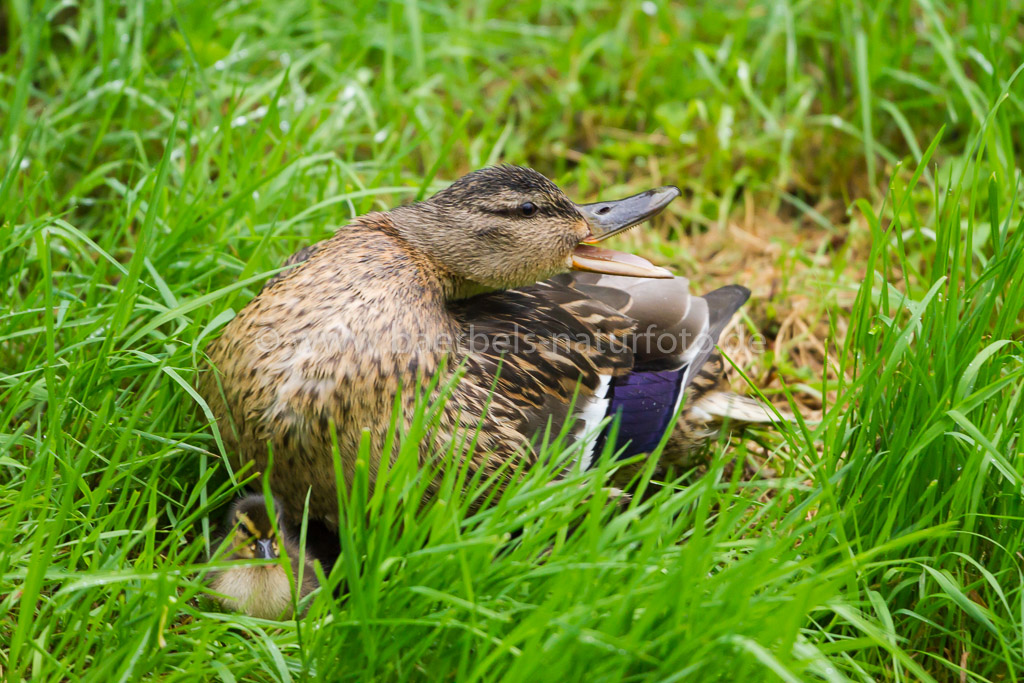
[702,285,751,340]
[688,391,795,424]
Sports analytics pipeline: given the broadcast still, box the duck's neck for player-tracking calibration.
[387,204,507,301]
[312,214,461,349]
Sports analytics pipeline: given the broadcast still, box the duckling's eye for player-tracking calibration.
[519,202,538,217]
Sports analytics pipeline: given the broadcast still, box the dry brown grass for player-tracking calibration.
[666,202,874,480]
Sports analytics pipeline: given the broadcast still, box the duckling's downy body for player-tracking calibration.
[200,166,777,526]
[210,495,318,619]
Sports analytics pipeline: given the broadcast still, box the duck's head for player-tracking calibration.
[392,165,679,294]
[226,494,282,560]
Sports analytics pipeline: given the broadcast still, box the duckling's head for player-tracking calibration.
[226,494,282,560]
[392,165,679,294]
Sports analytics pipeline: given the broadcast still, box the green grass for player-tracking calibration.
[3,0,1024,680]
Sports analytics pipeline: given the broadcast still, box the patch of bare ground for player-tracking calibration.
[674,198,873,480]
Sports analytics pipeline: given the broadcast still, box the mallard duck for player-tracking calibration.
[209,494,319,619]
[200,165,777,527]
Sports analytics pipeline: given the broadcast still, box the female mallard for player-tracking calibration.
[200,165,773,526]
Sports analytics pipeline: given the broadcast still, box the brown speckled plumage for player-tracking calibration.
[199,166,778,527]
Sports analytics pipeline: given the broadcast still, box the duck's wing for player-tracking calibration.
[448,280,635,459]
[450,274,752,469]
[562,273,750,466]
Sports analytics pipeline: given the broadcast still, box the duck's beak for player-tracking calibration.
[256,538,277,560]
[571,186,680,279]
[576,186,681,241]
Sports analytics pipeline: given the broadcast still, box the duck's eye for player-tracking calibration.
[519,202,538,217]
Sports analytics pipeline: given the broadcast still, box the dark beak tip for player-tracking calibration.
[576,184,681,241]
[648,185,681,206]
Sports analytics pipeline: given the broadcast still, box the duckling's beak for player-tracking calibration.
[256,538,277,560]
[571,186,680,279]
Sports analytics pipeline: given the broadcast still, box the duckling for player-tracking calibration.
[209,494,319,619]
[199,165,778,526]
